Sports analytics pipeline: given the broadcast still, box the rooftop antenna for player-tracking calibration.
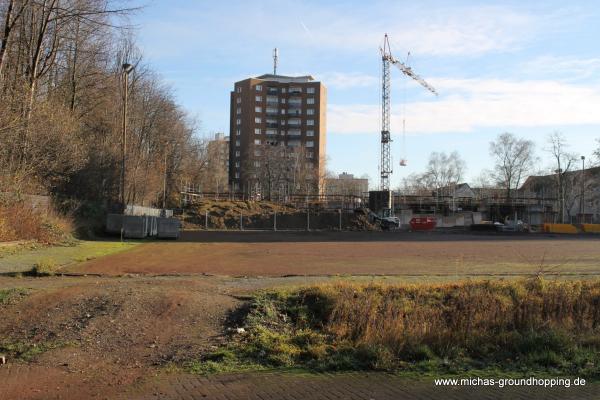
[273,48,278,75]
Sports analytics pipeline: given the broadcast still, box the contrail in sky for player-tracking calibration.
[300,20,314,39]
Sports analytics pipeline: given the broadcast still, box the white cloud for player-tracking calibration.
[315,72,378,89]
[329,78,600,134]
[142,3,546,58]
[520,56,600,81]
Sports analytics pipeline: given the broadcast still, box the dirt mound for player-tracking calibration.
[182,200,378,231]
[0,279,237,369]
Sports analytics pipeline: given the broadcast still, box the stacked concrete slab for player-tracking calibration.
[105,214,180,239]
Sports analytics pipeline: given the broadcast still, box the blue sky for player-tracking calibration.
[132,0,600,188]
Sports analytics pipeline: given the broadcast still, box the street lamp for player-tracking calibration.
[581,156,586,223]
[554,168,563,223]
[121,63,134,213]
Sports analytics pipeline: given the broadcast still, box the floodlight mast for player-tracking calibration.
[379,34,437,191]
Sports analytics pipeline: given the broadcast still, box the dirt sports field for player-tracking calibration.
[71,231,600,277]
[2,231,600,399]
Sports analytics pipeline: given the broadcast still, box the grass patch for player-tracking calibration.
[29,258,60,276]
[197,278,600,378]
[0,288,28,305]
[0,340,76,361]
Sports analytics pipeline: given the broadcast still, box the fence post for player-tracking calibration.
[205,210,208,230]
[274,211,277,231]
[240,211,243,231]
[307,208,310,231]
[339,209,342,231]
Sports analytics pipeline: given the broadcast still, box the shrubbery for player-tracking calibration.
[0,198,73,244]
[203,279,600,377]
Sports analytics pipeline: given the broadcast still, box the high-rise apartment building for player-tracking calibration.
[228,74,326,197]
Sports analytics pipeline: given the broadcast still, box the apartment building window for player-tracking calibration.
[280,109,286,115]
[307,120,314,126]
[253,161,260,167]
[266,95,278,103]
[254,139,261,145]
[288,98,302,106]
[266,107,278,115]
[281,120,286,125]
[255,117,262,123]
[266,129,277,135]
[235,161,240,167]
[236,97,241,104]
[289,86,302,94]
[288,140,301,147]
[256,84,262,91]
[235,140,240,146]
[255,106,262,113]
[236,119,241,125]
[306,152,314,158]
[235,151,240,157]
[306,109,314,115]
[281,98,286,104]
[306,130,314,137]
[236,107,241,114]
[288,129,301,136]
[236,87,242,93]
[307,87,315,94]
[255,95,262,102]
[307,97,315,104]
[254,149,261,156]
[306,141,314,147]
[254,128,261,135]
[281,88,287,93]
[235,172,240,178]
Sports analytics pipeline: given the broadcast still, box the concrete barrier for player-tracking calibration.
[543,223,578,234]
[157,218,181,239]
[105,214,180,239]
[123,215,148,239]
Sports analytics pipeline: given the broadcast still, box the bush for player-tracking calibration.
[220,279,600,376]
[30,258,60,276]
[0,198,73,244]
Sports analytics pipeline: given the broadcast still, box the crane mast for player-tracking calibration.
[379,34,437,192]
[380,40,392,191]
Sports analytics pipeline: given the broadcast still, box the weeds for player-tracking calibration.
[0,288,28,305]
[0,198,73,244]
[201,279,600,377]
[0,340,76,361]
[30,258,60,276]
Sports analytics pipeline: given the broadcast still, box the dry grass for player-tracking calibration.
[322,279,600,355]
[0,200,73,244]
[215,278,600,376]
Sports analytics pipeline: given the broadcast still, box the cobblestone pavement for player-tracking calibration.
[122,372,600,400]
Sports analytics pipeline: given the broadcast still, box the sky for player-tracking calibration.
[131,0,600,189]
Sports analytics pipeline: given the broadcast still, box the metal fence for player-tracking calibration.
[179,209,373,231]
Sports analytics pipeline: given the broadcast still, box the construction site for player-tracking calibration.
[1,4,600,398]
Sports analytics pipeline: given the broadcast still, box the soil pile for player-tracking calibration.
[182,200,379,231]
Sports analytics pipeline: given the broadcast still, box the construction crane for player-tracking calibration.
[379,34,437,191]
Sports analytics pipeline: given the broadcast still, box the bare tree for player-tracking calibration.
[546,132,577,223]
[423,151,466,195]
[489,132,536,200]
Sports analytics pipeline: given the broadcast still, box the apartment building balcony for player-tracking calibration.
[287,109,302,116]
[267,87,278,95]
